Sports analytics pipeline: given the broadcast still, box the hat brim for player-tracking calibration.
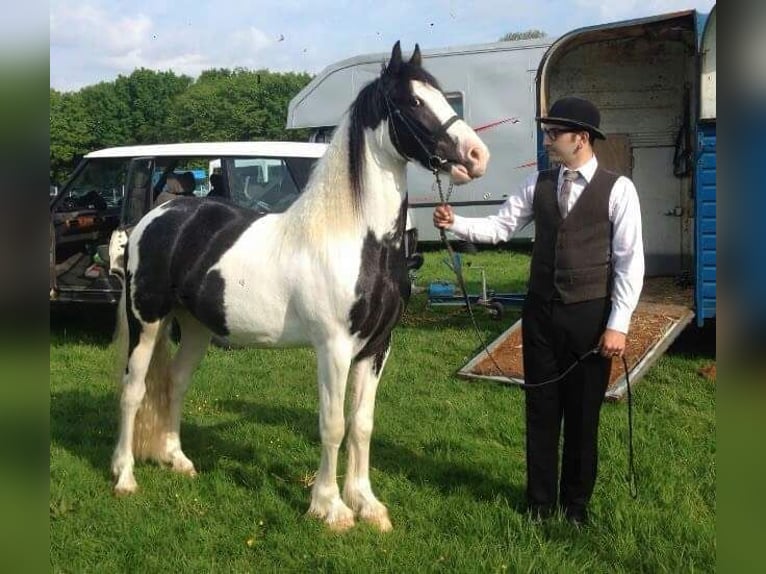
[536,116,606,140]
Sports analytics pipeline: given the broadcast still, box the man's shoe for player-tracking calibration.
[527,504,555,522]
[563,506,588,527]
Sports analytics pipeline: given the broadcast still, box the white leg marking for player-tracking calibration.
[161,313,210,476]
[343,348,392,532]
[112,320,161,495]
[307,338,356,531]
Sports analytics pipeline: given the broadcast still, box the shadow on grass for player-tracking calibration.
[666,320,716,359]
[51,389,526,516]
[50,302,117,348]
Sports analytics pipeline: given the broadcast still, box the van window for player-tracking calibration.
[54,158,127,213]
[445,92,464,119]
[228,158,300,213]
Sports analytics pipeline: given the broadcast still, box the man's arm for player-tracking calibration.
[433,173,538,244]
[601,177,645,357]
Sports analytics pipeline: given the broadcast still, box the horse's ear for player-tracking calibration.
[409,44,422,67]
[387,41,403,75]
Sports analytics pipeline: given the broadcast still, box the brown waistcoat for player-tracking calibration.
[528,167,618,303]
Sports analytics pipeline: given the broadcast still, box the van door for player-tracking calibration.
[121,157,155,227]
[105,157,155,279]
[50,156,128,303]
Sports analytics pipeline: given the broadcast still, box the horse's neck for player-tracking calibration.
[357,126,409,238]
[284,117,406,245]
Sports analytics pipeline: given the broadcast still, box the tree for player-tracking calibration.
[49,66,313,183]
[499,30,547,42]
[113,69,193,143]
[49,89,91,184]
[166,69,312,142]
[79,81,132,148]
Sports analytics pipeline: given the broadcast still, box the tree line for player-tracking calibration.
[50,67,313,185]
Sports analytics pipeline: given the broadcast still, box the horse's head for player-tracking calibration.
[375,41,490,184]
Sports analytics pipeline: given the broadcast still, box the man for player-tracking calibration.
[154,171,197,206]
[433,96,644,526]
[207,173,225,198]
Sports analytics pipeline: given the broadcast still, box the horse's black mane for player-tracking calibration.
[347,60,441,213]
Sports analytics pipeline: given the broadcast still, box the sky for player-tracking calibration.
[49,0,716,92]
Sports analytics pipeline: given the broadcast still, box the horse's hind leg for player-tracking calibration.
[343,341,393,532]
[308,338,355,531]
[112,319,163,495]
[160,311,211,476]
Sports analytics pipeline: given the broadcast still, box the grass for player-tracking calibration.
[50,247,715,573]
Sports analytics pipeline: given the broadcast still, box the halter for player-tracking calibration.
[380,87,460,172]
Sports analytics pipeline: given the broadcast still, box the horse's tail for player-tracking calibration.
[113,283,130,385]
[133,318,173,461]
[113,284,175,462]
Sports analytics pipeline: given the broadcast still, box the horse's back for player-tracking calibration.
[128,198,264,333]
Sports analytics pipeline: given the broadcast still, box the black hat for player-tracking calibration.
[536,96,606,140]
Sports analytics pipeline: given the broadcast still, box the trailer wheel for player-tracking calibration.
[487,302,504,321]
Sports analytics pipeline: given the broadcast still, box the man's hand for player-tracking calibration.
[433,204,455,229]
[599,328,627,358]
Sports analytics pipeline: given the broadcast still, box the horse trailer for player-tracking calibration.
[536,6,716,326]
[286,37,553,243]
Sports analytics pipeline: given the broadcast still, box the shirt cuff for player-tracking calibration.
[448,215,471,240]
[606,306,633,334]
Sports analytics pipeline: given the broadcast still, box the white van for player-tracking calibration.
[50,141,328,304]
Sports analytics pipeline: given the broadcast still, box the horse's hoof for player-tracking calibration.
[361,509,393,532]
[113,482,138,496]
[307,503,356,532]
[327,515,356,532]
[171,459,197,477]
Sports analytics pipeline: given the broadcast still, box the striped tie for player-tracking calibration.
[559,169,579,218]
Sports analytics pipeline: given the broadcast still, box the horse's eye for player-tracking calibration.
[411,97,423,107]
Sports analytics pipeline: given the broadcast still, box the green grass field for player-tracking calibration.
[50,248,715,572]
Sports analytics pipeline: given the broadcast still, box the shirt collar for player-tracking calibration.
[559,155,599,184]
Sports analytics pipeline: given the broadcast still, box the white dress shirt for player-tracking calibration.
[449,155,644,334]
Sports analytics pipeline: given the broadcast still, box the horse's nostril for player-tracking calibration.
[467,145,487,167]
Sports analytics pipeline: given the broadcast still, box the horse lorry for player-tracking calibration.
[536,6,717,327]
[458,7,717,399]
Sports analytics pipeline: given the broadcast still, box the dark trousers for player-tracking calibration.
[521,293,612,513]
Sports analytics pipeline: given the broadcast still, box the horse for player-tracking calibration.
[111,41,490,532]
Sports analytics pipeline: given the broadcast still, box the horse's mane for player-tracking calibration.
[282,59,442,248]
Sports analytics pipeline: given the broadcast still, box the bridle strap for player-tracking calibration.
[433,114,460,140]
[381,88,458,168]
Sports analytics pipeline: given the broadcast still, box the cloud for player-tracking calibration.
[51,4,152,53]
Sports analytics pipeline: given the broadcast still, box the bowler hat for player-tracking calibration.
[536,96,606,140]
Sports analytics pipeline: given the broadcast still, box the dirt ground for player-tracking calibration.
[469,277,694,391]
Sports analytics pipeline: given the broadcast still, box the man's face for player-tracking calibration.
[542,124,586,164]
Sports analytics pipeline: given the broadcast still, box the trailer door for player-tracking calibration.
[695,6,716,326]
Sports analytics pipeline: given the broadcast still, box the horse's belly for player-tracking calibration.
[221,292,310,347]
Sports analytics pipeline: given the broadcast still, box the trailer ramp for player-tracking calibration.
[457,278,695,401]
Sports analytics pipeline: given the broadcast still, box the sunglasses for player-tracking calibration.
[542,127,578,140]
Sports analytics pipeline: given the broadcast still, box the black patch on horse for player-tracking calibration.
[123,261,141,370]
[131,198,264,336]
[349,198,411,366]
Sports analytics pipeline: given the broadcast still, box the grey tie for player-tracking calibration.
[559,169,579,218]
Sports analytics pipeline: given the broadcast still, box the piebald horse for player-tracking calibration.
[111,41,489,531]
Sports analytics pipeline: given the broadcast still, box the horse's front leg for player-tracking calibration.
[343,340,393,532]
[308,338,355,531]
